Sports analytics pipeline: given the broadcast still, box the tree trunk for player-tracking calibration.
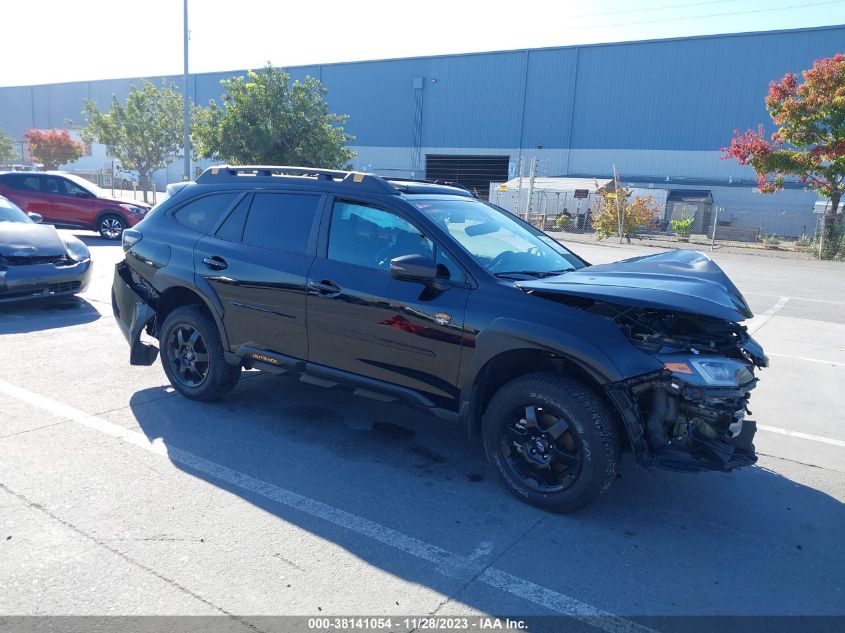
[820,190,842,260]
[139,170,150,204]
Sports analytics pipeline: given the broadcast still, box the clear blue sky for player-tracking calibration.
[2,0,844,87]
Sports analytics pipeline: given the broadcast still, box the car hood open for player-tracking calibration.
[0,223,67,259]
[516,250,753,322]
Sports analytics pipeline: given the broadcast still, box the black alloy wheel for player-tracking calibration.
[502,403,583,493]
[159,305,241,401]
[166,324,210,388]
[483,372,619,512]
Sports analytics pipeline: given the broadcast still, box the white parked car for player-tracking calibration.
[113,163,140,190]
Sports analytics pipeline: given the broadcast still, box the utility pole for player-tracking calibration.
[182,0,191,181]
[515,155,525,217]
[613,163,623,243]
[525,156,538,218]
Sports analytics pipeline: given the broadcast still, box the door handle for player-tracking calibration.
[202,255,228,271]
[309,279,341,296]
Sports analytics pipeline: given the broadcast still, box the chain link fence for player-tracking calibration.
[490,183,832,256]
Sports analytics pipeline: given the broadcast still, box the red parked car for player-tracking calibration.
[0,171,150,239]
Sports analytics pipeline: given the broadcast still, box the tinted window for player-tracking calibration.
[174,193,239,234]
[328,201,433,271]
[215,194,252,242]
[241,193,320,254]
[5,174,41,192]
[60,178,90,197]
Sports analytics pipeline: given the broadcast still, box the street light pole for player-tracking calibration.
[182,0,191,181]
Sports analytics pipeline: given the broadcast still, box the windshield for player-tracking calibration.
[0,196,32,223]
[413,198,585,276]
[60,173,106,197]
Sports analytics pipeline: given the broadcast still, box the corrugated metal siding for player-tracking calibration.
[1,25,843,156]
[520,48,579,150]
[570,28,845,151]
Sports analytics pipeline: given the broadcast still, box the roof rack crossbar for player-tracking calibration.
[195,165,398,195]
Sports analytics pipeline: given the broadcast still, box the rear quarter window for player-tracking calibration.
[173,192,240,233]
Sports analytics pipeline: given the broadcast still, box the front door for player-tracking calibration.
[307,199,471,409]
[194,191,324,361]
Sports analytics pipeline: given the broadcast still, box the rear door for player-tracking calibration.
[194,191,324,362]
[0,173,46,217]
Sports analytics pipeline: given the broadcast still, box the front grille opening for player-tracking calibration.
[1,281,81,300]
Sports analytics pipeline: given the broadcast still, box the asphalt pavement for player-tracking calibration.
[0,233,842,632]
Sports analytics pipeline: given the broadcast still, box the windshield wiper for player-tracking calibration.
[493,269,571,279]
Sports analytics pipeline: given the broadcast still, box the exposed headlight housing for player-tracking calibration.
[62,235,90,262]
[661,355,754,387]
[120,203,148,215]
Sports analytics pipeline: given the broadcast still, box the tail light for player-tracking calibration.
[122,228,142,251]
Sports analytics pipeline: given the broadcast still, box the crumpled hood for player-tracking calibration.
[0,223,67,258]
[516,250,753,322]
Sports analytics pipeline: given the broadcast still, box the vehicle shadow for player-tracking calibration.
[75,233,120,248]
[0,296,100,335]
[127,373,845,620]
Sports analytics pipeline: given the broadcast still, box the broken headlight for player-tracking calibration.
[661,355,754,387]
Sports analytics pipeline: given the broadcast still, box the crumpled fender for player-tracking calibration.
[462,317,664,390]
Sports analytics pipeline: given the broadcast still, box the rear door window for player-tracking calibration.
[241,193,321,254]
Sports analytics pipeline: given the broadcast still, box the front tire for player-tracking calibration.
[97,213,127,240]
[160,306,241,401]
[482,373,619,513]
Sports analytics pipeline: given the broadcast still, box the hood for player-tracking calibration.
[516,250,753,322]
[0,222,67,258]
[101,197,149,208]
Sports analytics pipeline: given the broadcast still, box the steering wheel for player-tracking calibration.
[487,250,517,271]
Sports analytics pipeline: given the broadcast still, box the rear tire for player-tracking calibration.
[159,306,241,401]
[97,213,127,240]
[482,372,619,513]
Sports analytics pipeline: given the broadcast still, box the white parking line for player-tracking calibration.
[746,296,790,334]
[767,352,845,367]
[0,378,653,633]
[744,292,845,306]
[757,424,845,449]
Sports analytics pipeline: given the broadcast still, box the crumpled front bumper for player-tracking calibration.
[606,370,759,473]
[0,258,92,302]
[111,261,159,365]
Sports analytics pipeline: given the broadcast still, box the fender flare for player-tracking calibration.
[460,317,663,438]
[150,270,231,350]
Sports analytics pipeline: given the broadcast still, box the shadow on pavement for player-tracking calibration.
[128,372,845,621]
[0,296,100,334]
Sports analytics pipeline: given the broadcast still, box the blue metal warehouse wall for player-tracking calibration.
[1,25,843,188]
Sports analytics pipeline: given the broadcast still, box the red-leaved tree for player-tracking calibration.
[722,54,845,257]
[24,129,85,170]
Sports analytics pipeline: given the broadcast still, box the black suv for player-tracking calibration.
[112,166,767,512]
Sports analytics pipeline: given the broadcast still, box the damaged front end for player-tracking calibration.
[111,261,160,366]
[603,303,768,472]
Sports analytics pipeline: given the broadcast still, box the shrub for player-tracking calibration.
[554,214,571,230]
[670,217,694,236]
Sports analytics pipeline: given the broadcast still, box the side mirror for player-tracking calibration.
[390,254,437,282]
[27,212,43,223]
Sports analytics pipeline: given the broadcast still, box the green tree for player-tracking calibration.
[82,80,183,202]
[24,129,84,169]
[0,129,17,164]
[722,54,845,258]
[192,63,355,167]
[591,181,659,242]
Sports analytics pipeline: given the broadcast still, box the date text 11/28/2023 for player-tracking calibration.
[307,617,528,630]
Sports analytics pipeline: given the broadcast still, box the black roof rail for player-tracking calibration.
[196,165,399,195]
